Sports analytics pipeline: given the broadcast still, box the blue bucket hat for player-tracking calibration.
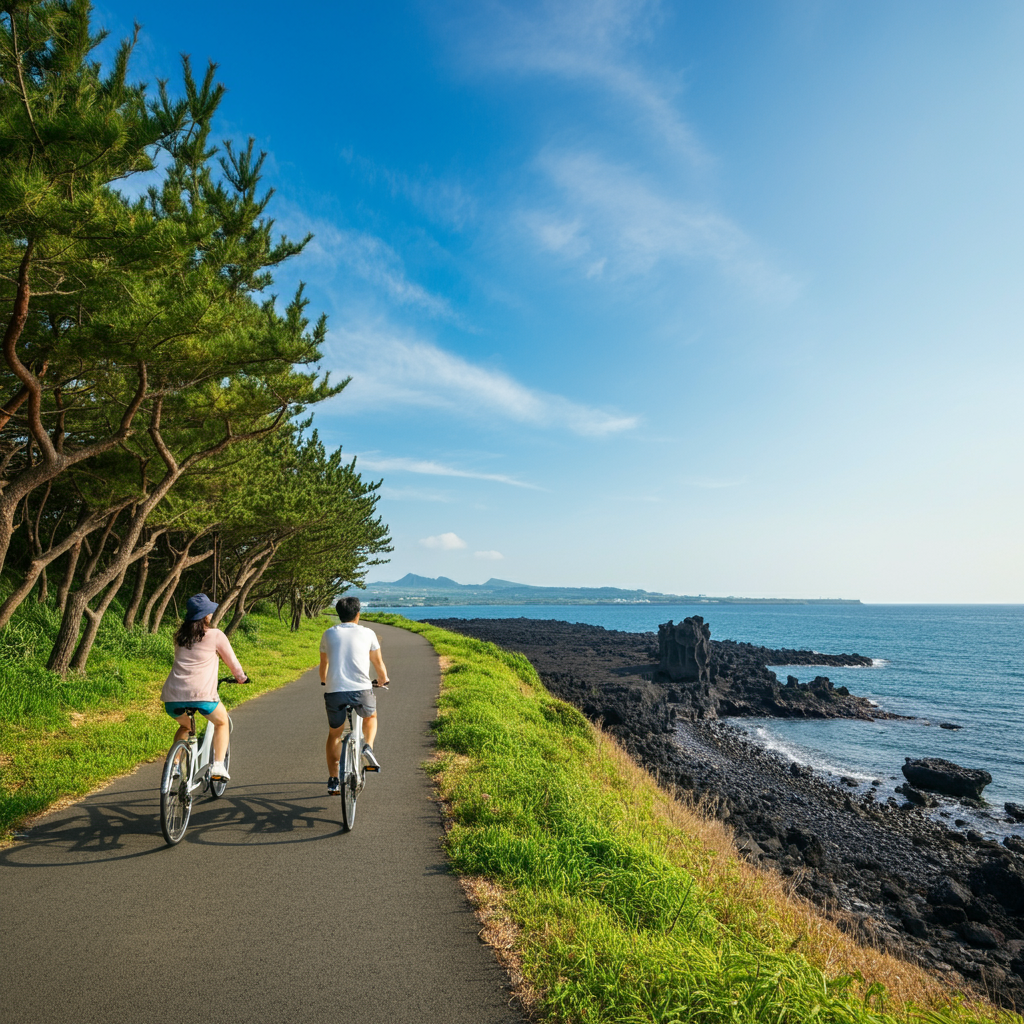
[185,593,218,622]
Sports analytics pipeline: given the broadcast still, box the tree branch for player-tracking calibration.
[7,12,46,151]
[1,243,56,463]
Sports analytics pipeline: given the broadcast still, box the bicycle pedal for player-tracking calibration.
[364,764,380,772]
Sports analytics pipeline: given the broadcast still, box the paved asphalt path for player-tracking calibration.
[0,623,524,1024]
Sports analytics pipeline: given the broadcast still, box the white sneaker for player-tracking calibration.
[210,761,230,780]
[362,744,381,771]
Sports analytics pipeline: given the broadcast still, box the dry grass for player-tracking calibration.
[592,727,979,1012]
[67,710,126,728]
[460,875,538,1018]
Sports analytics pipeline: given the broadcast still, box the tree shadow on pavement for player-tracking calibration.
[0,784,347,867]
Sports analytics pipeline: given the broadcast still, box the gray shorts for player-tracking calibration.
[324,689,376,729]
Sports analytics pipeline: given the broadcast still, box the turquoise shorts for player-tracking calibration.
[164,700,219,719]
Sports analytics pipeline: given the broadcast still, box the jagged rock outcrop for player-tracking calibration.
[699,630,891,722]
[902,757,992,801]
[658,616,711,682]
[655,616,717,720]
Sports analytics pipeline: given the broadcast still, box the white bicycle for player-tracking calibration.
[337,683,386,832]
[159,679,240,845]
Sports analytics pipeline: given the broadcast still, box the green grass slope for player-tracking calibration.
[366,613,1016,1024]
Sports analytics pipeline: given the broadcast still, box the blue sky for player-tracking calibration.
[97,1,1023,602]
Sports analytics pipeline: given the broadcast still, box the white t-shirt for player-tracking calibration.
[320,623,380,692]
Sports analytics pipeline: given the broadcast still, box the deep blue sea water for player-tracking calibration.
[377,603,1023,838]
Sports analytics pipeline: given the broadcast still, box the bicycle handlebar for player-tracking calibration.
[374,680,389,690]
[318,679,390,688]
[218,676,252,685]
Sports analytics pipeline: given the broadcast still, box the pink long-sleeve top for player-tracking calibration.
[160,627,245,704]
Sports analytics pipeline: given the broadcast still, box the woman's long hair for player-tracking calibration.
[174,618,208,650]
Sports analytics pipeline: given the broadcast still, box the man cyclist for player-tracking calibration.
[320,596,389,796]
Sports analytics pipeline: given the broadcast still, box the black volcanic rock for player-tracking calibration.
[424,616,887,728]
[658,616,712,683]
[960,922,1002,948]
[420,615,1024,1009]
[902,758,992,801]
[900,784,938,808]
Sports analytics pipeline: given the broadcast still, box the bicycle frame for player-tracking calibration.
[337,704,368,832]
[342,707,365,788]
[160,715,222,796]
[160,678,242,845]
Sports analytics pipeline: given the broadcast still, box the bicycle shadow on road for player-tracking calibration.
[184,785,348,846]
[0,784,348,868]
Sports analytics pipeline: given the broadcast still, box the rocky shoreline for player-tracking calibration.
[427,616,1024,1009]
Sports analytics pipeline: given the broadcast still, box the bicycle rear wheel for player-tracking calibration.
[209,741,230,798]
[340,736,358,831]
[161,740,193,845]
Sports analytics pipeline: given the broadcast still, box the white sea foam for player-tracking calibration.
[748,725,855,779]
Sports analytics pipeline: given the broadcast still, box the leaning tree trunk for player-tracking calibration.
[211,539,278,629]
[145,543,213,633]
[55,539,81,614]
[290,591,306,632]
[123,549,149,629]
[148,577,180,634]
[222,549,276,638]
[47,526,163,674]
[0,506,121,631]
[69,567,129,671]
[142,571,174,633]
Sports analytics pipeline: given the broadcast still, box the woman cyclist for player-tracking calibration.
[161,593,249,779]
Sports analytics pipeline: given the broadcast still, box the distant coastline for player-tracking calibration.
[350,573,861,608]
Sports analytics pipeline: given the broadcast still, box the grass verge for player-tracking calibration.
[366,613,1018,1024]
[0,598,325,838]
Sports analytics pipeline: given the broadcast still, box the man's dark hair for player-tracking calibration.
[335,596,361,622]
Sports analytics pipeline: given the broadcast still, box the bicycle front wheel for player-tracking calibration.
[160,740,193,845]
[340,736,358,832]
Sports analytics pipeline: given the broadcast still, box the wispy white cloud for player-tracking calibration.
[420,532,468,550]
[332,325,638,436]
[527,151,800,300]
[475,550,505,560]
[452,0,708,167]
[358,455,541,490]
[443,2,797,300]
[342,149,477,230]
[378,485,455,502]
[275,203,459,321]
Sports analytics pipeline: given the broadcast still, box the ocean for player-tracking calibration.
[376,602,1023,838]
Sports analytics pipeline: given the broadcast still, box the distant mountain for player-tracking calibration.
[390,573,464,589]
[351,575,859,607]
